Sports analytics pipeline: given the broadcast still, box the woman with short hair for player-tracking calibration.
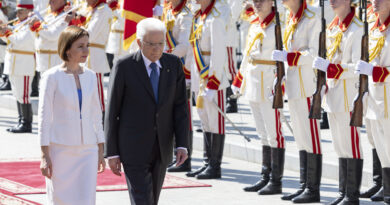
[38,26,105,205]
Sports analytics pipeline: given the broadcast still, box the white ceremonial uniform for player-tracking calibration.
[283,2,322,154]
[34,8,69,73]
[188,0,230,134]
[322,11,363,159]
[163,1,193,131]
[38,66,104,205]
[365,16,390,167]
[2,21,36,104]
[0,10,8,64]
[232,13,285,148]
[106,1,127,63]
[82,2,112,112]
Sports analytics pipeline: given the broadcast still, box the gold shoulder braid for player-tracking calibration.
[369,35,385,62]
[327,32,343,61]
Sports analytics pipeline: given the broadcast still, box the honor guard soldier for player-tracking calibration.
[232,0,286,195]
[185,0,230,179]
[271,0,323,202]
[105,0,126,70]
[359,2,385,201]
[355,1,390,203]
[78,0,112,114]
[161,0,193,173]
[312,3,364,204]
[30,0,74,75]
[0,0,36,133]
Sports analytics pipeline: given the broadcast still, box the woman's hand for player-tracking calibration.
[40,155,52,179]
[98,143,106,173]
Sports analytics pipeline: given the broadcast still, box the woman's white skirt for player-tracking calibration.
[46,143,98,205]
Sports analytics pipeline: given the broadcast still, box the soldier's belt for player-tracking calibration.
[37,49,57,54]
[249,58,276,66]
[7,49,35,55]
[201,51,211,56]
[111,29,124,34]
[89,43,106,49]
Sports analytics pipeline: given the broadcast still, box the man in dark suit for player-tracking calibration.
[104,18,189,205]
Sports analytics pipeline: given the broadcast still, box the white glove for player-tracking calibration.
[355,60,373,76]
[231,85,240,95]
[153,5,163,16]
[203,88,217,102]
[313,57,330,72]
[272,50,288,62]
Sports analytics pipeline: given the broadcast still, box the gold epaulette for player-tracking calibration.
[352,17,364,27]
[182,6,191,16]
[211,7,221,17]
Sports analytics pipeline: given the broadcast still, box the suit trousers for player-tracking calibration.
[371,118,390,167]
[196,90,226,135]
[249,101,285,148]
[9,75,33,104]
[288,97,322,154]
[123,141,167,205]
[328,112,363,159]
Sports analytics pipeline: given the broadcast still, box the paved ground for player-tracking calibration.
[0,107,380,205]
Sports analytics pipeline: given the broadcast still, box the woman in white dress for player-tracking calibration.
[38,26,106,205]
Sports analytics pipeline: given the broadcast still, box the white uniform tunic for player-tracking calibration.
[2,21,36,104]
[322,10,363,159]
[106,1,127,62]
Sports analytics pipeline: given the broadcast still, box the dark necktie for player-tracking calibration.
[150,62,159,102]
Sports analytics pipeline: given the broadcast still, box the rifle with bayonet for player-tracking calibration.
[309,0,326,119]
[350,0,369,127]
[272,0,285,109]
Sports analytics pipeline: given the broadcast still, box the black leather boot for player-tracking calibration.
[361,149,382,198]
[371,187,384,201]
[329,158,347,205]
[281,150,307,200]
[383,168,390,204]
[292,153,322,203]
[186,132,211,177]
[7,103,32,133]
[340,158,363,205]
[243,146,271,192]
[196,134,225,179]
[0,74,11,91]
[320,111,329,129]
[226,81,237,113]
[168,131,192,172]
[258,148,285,195]
[6,102,22,131]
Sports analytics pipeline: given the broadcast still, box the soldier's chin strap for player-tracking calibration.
[210,99,251,142]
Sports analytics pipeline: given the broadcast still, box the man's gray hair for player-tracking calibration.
[136,18,166,41]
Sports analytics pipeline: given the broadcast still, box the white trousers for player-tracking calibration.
[196,90,226,134]
[9,75,33,104]
[226,47,237,81]
[288,97,322,154]
[96,73,105,112]
[46,143,98,205]
[249,101,285,148]
[371,119,390,167]
[365,118,376,148]
[328,112,363,159]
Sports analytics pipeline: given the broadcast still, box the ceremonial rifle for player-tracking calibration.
[309,0,327,119]
[272,0,285,109]
[350,0,369,127]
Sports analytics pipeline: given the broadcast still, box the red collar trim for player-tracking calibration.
[289,1,306,24]
[371,15,390,32]
[328,8,355,32]
[91,0,106,9]
[171,0,187,16]
[195,0,216,20]
[260,10,275,28]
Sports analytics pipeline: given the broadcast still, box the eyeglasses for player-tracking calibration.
[142,40,165,48]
